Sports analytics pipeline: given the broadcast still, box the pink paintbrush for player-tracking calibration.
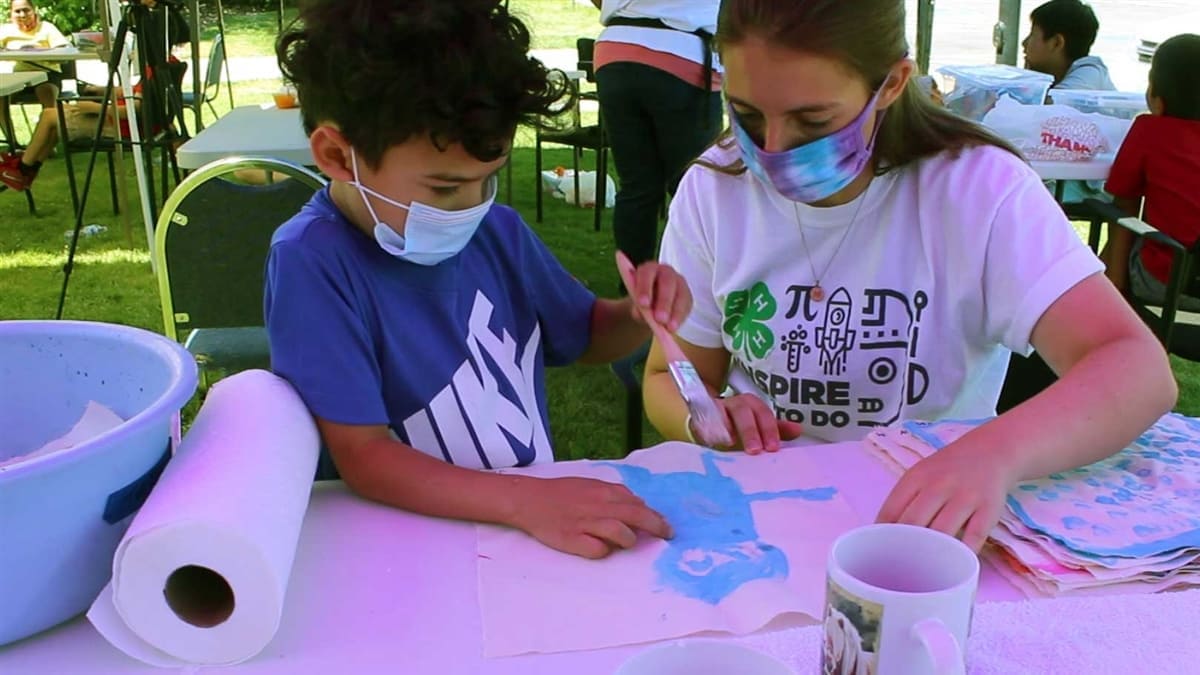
[615,251,733,448]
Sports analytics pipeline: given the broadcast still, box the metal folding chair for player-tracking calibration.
[154,156,327,390]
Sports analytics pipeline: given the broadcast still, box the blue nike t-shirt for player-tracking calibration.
[264,188,596,470]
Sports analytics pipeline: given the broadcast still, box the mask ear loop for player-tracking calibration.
[350,147,412,229]
[865,59,911,142]
[874,54,917,110]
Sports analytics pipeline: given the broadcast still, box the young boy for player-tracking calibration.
[1101,33,1200,309]
[267,0,688,560]
[1021,0,1116,207]
[1022,0,1115,91]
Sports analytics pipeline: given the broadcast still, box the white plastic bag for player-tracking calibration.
[981,94,1133,161]
[540,168,617,208]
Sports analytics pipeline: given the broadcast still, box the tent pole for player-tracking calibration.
[216,0,234,111]
[994,0,1023,66]
[916,0,935,75]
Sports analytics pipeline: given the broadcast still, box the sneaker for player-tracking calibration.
[0,153,12,191]
[0,157,31,192]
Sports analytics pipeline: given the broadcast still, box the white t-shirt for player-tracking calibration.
[0,20,68,73]
[597,0,720,68]
[660,142,1103,443]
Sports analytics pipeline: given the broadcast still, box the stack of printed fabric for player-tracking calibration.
[865,413,1200,598]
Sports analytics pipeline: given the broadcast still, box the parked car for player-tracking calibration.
[1137,11,1200,61]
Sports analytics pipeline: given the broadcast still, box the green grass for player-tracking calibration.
[2,4,1197,463]
[190,0,602,57]
[506,0,605,51]
[194,6,293,58]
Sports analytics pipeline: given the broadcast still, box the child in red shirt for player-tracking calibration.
[1102,33,1200,309]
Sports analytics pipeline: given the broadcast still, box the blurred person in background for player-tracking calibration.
[591,0,723,268]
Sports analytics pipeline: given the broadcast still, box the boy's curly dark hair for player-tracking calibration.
[277,0,571,168]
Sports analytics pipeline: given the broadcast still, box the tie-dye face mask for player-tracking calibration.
[729,87,886,203]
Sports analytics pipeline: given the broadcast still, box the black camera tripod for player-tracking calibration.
[56,0,191,319]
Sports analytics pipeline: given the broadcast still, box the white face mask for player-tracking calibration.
[350,149,496,266]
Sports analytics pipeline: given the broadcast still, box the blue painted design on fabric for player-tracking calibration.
[934,413,1200,560]
[1061,516,1087,530]
[602,451,836,605]
[900,418,992,451]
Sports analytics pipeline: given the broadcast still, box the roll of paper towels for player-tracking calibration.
[87,369,320,666]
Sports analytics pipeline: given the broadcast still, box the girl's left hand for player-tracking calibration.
[875,440,1022,552]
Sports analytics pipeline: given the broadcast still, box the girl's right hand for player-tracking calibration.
[715,393,804,454]
[507,476,674,559]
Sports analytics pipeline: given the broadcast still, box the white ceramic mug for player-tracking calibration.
[822,523,978,675]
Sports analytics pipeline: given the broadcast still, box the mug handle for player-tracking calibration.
[911,617,965,675]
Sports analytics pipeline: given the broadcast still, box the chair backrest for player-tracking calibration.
[577,37,596,82]
[1182,241,1200,297]
[1082,198,1200,360]
[154,156,327,341]
[202,33,226,102]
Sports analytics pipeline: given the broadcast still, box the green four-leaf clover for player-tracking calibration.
[722,282,777,361]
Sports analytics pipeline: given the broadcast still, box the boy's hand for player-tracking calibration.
[508,475,673,559]
[875,440,1021,552]
[622,260,692,333]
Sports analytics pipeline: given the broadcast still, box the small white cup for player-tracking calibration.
[823,523,978,675]
[616,640,794,675]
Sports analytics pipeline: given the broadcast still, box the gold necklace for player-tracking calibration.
[792,192,868,303]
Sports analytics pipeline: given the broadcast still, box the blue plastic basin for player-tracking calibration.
[0,321,198,647]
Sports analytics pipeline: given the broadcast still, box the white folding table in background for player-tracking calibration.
[175,105,312,170]
[1029,156,1114,183]
[0,71,46,97]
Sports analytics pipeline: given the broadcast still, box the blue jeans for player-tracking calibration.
[596,61,722,265]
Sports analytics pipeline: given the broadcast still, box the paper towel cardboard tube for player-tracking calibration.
[164,565,235,628]
[87,371,321,667]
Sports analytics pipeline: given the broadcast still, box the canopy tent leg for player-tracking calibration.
[916,0,935,75]
[217,0,234,112]
[188,0,200,130]
[994,0,1023,66]
[186,0,233,131]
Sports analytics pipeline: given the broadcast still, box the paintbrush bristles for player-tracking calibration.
[668,361,732,447]
[613,249,731,447]
[690,404,733,447]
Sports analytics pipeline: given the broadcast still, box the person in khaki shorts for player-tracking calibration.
[1,0,187,191]
[0,96,124,192]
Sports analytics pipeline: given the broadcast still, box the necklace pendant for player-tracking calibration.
[811,285,826,302]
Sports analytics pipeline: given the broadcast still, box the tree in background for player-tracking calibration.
[37,0,97,34]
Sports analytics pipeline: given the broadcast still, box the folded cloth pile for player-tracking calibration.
[865,413,1200,597]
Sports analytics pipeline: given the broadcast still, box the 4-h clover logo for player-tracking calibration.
[723,282,777,361]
